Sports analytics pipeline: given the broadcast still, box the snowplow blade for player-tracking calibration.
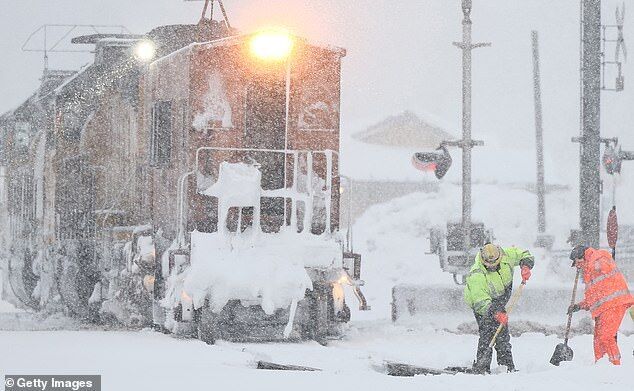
[550,342,573,366]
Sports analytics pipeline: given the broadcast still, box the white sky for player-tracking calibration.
[1,0,633,184]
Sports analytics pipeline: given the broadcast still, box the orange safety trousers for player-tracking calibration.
[593,303,631,365]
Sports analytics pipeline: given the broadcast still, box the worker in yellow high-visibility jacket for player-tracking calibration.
[464,243,535,374]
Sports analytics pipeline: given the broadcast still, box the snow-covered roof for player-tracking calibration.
[150,31,346,68]
[352,111,454,149]
[96,37,139,46]
[204,32,345,56]
[53,64,92,95]
[150,41,196,67]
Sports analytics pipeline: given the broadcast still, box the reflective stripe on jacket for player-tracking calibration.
[579,248,634,318]
[463,246,534,316]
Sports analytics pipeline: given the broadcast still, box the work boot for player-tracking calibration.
[471,367,490,375]
[471,360,490,375]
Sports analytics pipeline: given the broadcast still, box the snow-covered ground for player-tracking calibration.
[0,299,20,314]
[0,322,632,391]
[1,186,633,391]
[2,152,634,389]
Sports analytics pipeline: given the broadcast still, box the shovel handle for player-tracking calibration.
[488,324,505,349]
[488,281,526,348]
[563,269,581,345]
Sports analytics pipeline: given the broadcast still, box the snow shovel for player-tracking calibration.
[488,281,526,349]
[549,269,581,366]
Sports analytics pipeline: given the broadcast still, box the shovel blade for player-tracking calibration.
[550,343,574,366]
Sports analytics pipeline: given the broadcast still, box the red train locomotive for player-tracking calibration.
[0,14,367,342]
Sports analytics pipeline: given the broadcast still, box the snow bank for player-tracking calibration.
[348,179,586,322]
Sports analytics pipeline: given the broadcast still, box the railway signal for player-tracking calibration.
[601,141,634,175]
[411,146,452,179]
[423,0,493,284]
[602,144,622,175]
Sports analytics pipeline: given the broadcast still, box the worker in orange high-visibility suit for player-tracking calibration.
[568,245,634,365]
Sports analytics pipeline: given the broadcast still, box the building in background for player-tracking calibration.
[341,111,454,223]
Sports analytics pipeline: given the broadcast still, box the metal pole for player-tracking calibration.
[0,166,8,251]
[283,60,291,226]
[451,0,488,256]
[43,26,48,72]
[532,31,546,234]
[217,0,232,29]
[461,3,473,252]
[580,0,602,247]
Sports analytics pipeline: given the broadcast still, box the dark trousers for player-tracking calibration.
[473,311,514,372]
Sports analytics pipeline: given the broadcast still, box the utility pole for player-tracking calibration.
[532,31,546,235]
[531,31,555,249]
[577,0,602,248]
[445,0,489,256]
[428,0,494,284]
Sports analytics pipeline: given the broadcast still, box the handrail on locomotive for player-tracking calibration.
[177,146,339,248]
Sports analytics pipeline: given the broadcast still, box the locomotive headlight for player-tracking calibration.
[249,30,294,61]
[133,40,157,62]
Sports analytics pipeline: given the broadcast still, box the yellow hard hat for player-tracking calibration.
[480,243,502,267]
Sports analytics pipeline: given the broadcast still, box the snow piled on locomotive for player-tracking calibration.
[161,156,348,336]
[192,71,233,131]
[185,228,338,314]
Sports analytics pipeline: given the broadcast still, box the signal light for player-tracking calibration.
[602,145,622,175]
[412,146,452,179]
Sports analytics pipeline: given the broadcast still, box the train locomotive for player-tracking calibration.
[0,15,368,342]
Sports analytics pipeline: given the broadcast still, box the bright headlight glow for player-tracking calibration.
[134,40,156,62]
[249,30,294,61]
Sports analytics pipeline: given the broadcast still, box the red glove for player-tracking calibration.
[521,265,531,282]
[494,312,508,326]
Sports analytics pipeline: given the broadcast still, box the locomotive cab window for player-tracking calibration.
[150,101,172,166]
